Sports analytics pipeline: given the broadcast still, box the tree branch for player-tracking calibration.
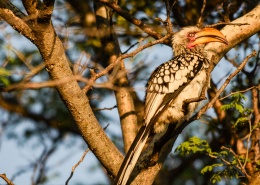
[0,0,36,42]
[82,34,171,93]
[0,174,14,185]
[0,0,124,177]
[22,0,39,16]
[197,0,207,27]
[93,1,139,153]
[34,26,123,177]
[39,0,55,23]
[196,50,256,119]
[97,0,163,41]
[206,4,260,66]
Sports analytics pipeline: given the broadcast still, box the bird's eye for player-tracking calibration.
[188,33,195,38]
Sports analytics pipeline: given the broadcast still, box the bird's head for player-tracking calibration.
[172,26,228,56]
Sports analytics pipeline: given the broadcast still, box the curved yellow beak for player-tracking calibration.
[191,28,228,47]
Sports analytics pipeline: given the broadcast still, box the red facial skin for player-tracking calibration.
[187,32,197,49]
[187,33,196,49]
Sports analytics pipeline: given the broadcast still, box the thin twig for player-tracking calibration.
[65,148,90,185]
[0,174,15,185]
[2,75,86,91]
[197,0,207,27]
[222,0,231,23]
[196,50,257,119]
[92,105,117,111]
[164,0,175,34]
[98,0,162,40]
[65,124,110,185]
[221,146,251,179]
[82,34,171,93]
[205,22,249,28]
[219,86,258,100]
[244,119,252,170]
[122,36,149,54]
[224,54,239,68]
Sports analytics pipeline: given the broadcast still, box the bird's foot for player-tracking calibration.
[182,96,207,112]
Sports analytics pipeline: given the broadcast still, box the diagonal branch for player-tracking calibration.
[197,0,207,27]
[97,0,163,41]
[206,4,260,66]
[0,174,14,185]
[196,50,257,119]
[22,0,39,16]
[0,0,36,42]
[82,34,171,93]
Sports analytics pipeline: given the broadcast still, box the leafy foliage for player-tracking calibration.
[0,67,10,86]
[221,93,247,114]
[221,93,253,128]
[176,136,250,184]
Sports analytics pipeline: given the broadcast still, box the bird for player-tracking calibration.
[114,26,228,185]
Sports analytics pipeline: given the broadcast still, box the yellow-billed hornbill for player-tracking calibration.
[114,26,228,185]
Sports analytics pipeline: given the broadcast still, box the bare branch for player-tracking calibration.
[224,54,240,68]
[65,148,90,185]
[164,0,175,34]
[222,0,231,23]
[94,1,139,153]
[0,0,36,42]
[82,34,171,93]
[196,50,257,119]
[2,75,85,91]
[65,123,110,184]
[252,88,260,127]
[202,4,260,66]
[197,0,207,27]
[93,105,117,111]
[219,86,258,100]
[22,0,39,16]
[97,0,163,41]
[205,22,249,28]
[0,174,14,185]
[221,146,251,179]
[250,87,260,165]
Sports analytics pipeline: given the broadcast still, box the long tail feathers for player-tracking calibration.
[114,125,151,185]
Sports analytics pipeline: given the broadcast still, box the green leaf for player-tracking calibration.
[219,151,228,156]
[235,103,244,113]
[221,104,231,111]
[234,117,249,127]
[221,92,247,113]
[201,164,223,174]
[175,136,211,156]
[0,68,11,76]
[0,77,10,86]
[210,173,222,184]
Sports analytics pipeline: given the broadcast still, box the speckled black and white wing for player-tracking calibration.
[144,52,208,126]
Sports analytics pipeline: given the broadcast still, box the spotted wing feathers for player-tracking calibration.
[144,52,207,124]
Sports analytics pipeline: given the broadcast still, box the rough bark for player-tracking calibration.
[248,171,260,185]
[0,0,122,177]
[94,2,139,153]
